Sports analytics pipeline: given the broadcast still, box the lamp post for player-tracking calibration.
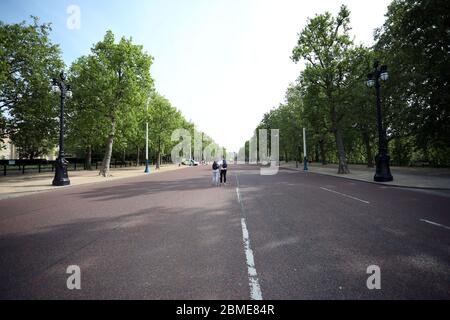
[51,71,72,186]
[367,61,393,182]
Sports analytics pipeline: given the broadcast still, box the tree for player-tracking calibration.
[296,79,333,165]
[84,31,153,176]
[66,56,109,169]
[148,93,184,169]
[0,17,64,159]
[292,5,353,173]
[375,0,450,166]
[344,46,378,167]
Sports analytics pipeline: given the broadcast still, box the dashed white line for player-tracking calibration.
[420,219,450,230]
[235,174,263,300]
[320,187,370,204]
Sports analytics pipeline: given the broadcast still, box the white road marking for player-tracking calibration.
[320,187,370,204]
[235,174,263,300]
[420,219,450,230]
[241,217,263,300]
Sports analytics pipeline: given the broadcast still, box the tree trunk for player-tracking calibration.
[136,147,140,166]
[333,128,349,173]
[99,120,116,177]
[85,145,92,170]
[319,138,327,165]
[330,106,349,174]
[362,131,374,168]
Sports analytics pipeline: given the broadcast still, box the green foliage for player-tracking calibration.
[0,17,64,158]
[66,55,108,156]
[292,5,354,173]
[375,0,450,166]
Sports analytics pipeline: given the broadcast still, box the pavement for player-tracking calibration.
[282,162,450,190]
[0,164,186,200]
[0,164,449,299]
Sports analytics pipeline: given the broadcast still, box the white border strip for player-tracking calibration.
[320,187,370,204]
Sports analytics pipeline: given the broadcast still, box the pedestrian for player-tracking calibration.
[212,160,220,187]
[220,157,228,185]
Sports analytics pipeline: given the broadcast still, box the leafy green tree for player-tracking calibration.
[375,0,450,166]
[148,93,183,169]
[292,5,353,173]
[66,56,108,169]
[0,17,64,158]
[344,46,377,167]
[82,31,153,176]
[295,77,333,165]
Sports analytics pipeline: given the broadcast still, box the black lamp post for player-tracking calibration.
[367,61,393,182]
[51,71,72,186]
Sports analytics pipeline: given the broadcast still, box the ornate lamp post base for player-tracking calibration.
[52,157,71,186]
[374,152,393,182]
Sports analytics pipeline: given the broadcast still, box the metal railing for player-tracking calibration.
[0,158,165,176]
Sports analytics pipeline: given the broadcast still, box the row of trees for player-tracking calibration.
[1,17,221,176]
[251,0,450,171]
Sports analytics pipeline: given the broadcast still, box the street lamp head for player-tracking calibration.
[66,84,73,98]
[380,65,388,81]
[366,73,375,87]
[51,78,60,93]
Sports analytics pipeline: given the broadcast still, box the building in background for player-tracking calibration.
[0,137,57,160]
[0,138,17,160]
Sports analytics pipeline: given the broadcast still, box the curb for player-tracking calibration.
[280,166,450,191]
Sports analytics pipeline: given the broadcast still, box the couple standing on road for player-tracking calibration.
[212,158,228,187]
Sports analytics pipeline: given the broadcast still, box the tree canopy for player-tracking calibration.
[0,17,64,158]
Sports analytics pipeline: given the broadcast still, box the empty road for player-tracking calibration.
[0,165,449,299]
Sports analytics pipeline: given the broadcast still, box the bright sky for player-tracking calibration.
[0,0,391,152]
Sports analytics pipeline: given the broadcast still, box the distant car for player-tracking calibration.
[182,159,199,166]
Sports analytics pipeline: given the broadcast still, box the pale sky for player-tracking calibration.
[0,0,391,152]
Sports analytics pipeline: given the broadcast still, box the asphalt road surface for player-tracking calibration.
[1,165,449,299]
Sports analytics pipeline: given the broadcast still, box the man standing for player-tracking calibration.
[220,157,228,185]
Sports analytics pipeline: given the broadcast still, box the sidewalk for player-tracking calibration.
[0,164,187,200]
[281,162,450,190]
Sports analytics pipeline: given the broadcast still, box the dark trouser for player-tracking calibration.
[220,170,227,183]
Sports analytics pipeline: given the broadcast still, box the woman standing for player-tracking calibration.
[212,160,220,187]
